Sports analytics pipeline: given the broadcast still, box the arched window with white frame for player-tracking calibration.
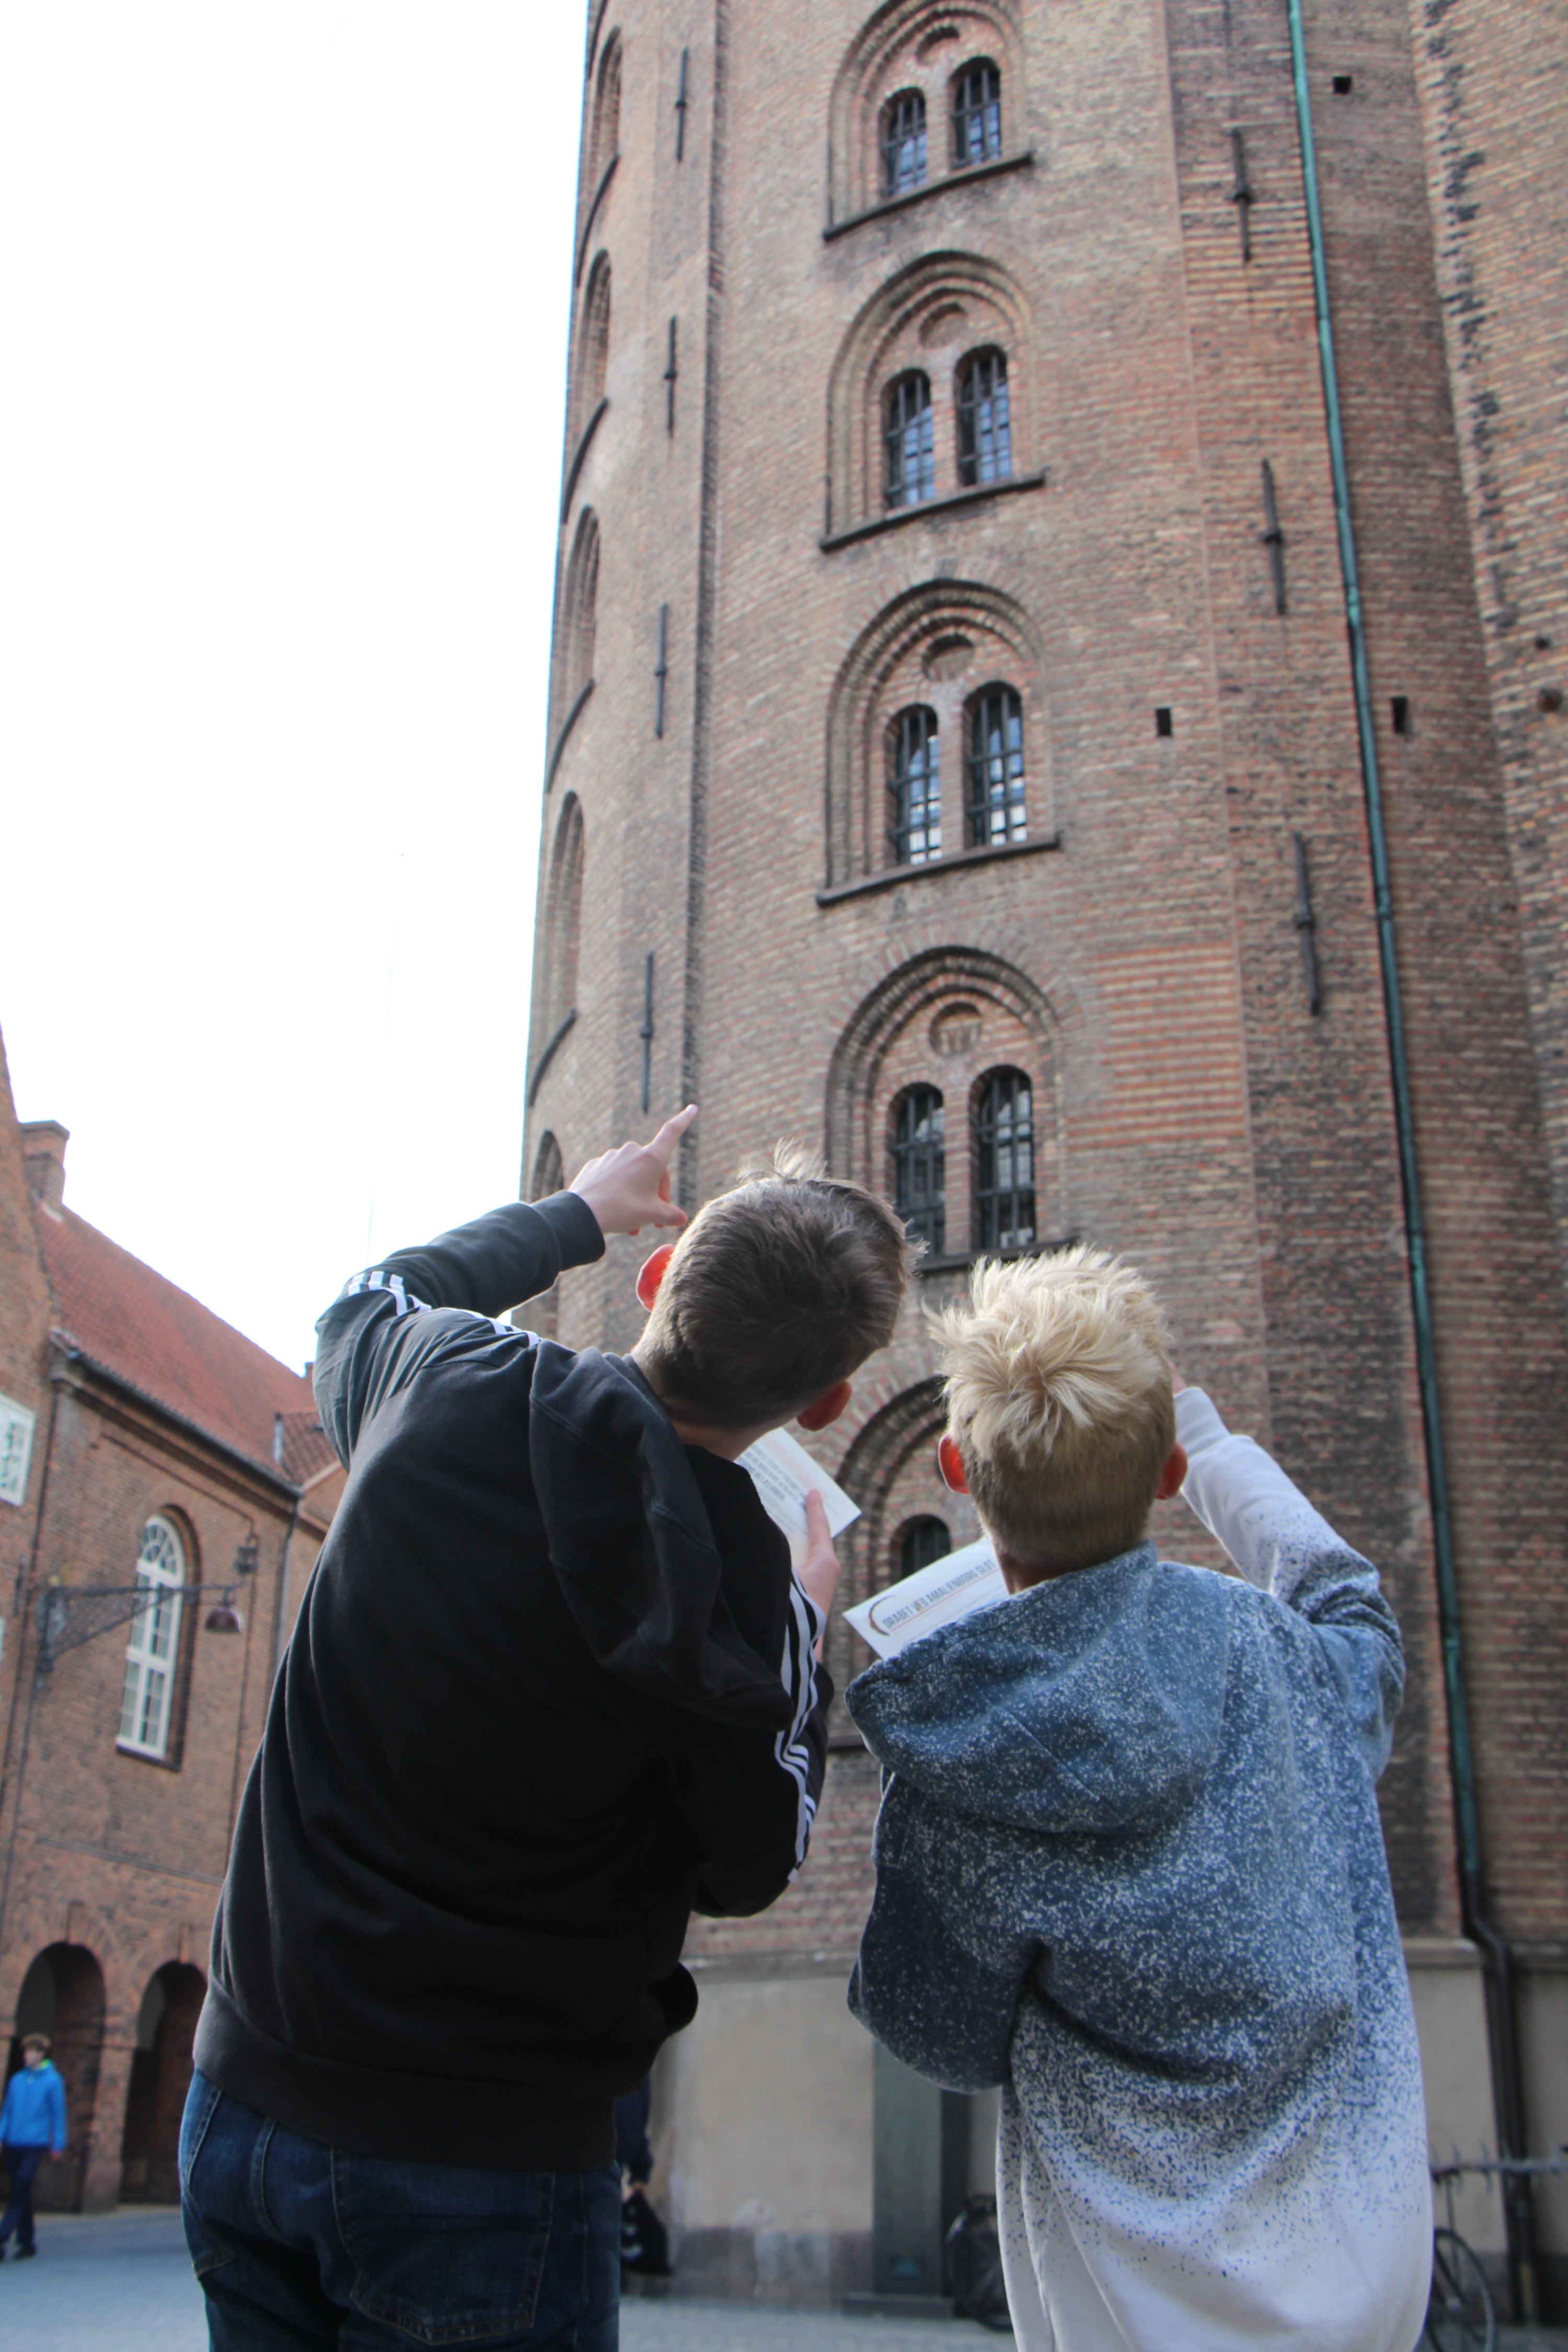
[118,1517,186,1760]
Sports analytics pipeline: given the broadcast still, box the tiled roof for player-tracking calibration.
[34,1206,322,1481]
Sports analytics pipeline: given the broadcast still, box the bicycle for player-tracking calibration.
[1423,2149,1568,2352]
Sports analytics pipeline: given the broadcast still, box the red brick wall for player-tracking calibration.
[527,0,1567,1979]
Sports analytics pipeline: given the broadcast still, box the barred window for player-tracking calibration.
[957,348,1011,486]
[532,1132,564,1201]
[973,1069,1035,1252]
[898,1516,952,1580]
[951,60,1002,166]
[891,1086,946,1254]
[118,1517,186,1761]
[884,371,935,510]
[558,510,601,718]
[887,706,941,866]
[881,89,928,195]
[580,254,612,423]
[591,32,622,185]
[966,684,1026,846]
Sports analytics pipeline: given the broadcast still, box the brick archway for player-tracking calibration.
[120,1962,205,2205]
[5,1943,106,2214]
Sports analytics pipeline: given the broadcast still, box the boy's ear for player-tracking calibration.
[797,1379,852,1433]
[1153,1441,1188,1502]
[635,1243,676,1311]
[937,1433,969,1495]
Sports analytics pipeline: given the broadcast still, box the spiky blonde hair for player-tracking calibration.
[932,1246,1175,1573]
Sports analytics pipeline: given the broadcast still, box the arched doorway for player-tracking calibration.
[4,1943,105,2212]
[120,1963,205,2203]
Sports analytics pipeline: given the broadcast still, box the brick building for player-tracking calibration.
[0,1027,340,2212]
[524,0,1568,2315]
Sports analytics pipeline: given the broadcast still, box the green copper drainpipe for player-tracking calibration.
[1283,0,1537,2316]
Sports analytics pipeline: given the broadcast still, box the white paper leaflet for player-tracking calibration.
[843,1538,1009,1659]
[738,1427,860,1569]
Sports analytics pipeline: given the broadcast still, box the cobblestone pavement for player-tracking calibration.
[5,2205,1567,2351]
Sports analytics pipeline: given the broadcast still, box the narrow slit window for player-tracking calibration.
[884,372,936,509]
[118,1517,186,1761]
[956,348,1012,487]
[1155,706,1173,737]
[973,1070,1035,1253]
[887,706,941,866]
[891,1086,946,1254]
[1391,695,1410,736]
[951,60,1001,166]
[882,89,928,195]
[966,685,1027,846]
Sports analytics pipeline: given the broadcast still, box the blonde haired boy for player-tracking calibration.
[848,1247,1432,2352]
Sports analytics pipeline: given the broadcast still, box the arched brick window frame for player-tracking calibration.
[117,1508,199,1768]
[537,794,585,1058]
[824,579,1045,886]
[570,252,613,454]
[825,946,1066,1256]
[827,1380,978,1712]
[581,32,622,221]
[525,1131,567,1340]
[826,252,1036,534]
[828,0,1024,226]
[551,509,601,743]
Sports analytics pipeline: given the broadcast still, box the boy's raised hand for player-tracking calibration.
[570,1106,697,1238]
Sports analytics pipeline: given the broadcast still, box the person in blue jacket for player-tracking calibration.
[0,2034,67,2261]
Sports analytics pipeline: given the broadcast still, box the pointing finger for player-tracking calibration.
[645,1105,698,1167]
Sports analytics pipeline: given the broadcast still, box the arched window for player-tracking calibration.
[532,1132,564,1202]
[590,32,622,188]
[881,89,928,195]
[957,348,1011,486]
[898,1516,952,1579]
[951,59,1002,165]
[579,253,612,427]
[973,1069,1035,1253]
[966,684,1027,846]
[884,372,935,510]
[118,1517,185,1761]
[891,1085,946,1253]
[887,706,941,866]
[544,796,585,1040]
[557,510,601,723]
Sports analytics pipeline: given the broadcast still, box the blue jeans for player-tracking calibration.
[1,2144,46,2252]
[179,2071,620,2349]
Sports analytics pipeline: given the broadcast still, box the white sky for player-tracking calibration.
[1,4,584,1374]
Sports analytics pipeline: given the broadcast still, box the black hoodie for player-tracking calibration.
[193,1193,831,2169]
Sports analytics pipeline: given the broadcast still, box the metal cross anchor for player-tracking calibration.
[639,952,655,1115]
[1261,460,1287,614]
[674,48,689,160]
[1292,832,1322,1014]
[664,317,678,435]
[654,603,669,739]
[1230,130,1255,262]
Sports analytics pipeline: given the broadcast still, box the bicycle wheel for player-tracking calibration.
[1423,2228,1497,2352]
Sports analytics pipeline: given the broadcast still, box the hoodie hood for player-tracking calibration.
[847,1546,1230,1834]
[529,1341,797,1733]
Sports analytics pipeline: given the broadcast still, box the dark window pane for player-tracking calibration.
[891,1086,946,1255]
[884,372,935,510]
[958,349,1012,487]
[974,1070,1036,1253]
[887,706,941,866]
[882,89,928,195]
[952,61,1002,166]
[898,1517,952,1579]
[966,685,1027,847]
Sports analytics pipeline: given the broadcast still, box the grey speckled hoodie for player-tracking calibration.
[847,1388,1430,2352]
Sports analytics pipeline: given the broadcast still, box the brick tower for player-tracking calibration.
[525,0,1568,2311]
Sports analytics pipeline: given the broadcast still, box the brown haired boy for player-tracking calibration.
[182,1111,912,2352]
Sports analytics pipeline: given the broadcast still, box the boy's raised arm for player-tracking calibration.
[1175,1386,1404,1779]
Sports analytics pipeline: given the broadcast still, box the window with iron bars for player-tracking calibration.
[957,348,1011,487]
[882,88,928,195]
[973,1070,1035,1252]
[898,1516,952,1581]
[891,1086,946,1254]
[966,685,1027,846]
[884,372,936,510]
[887,706,941,866]
[951,60,1002,166]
